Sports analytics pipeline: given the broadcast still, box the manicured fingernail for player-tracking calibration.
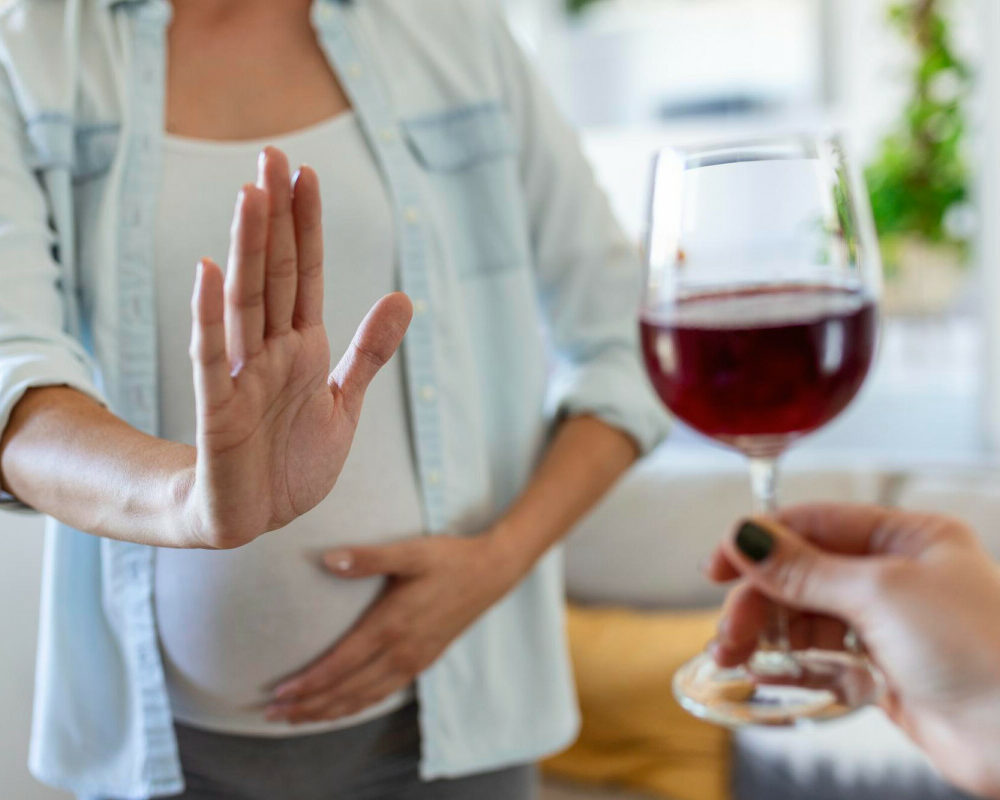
[324,551,353,572]
[264,705,287,721]
[735,520,775,563]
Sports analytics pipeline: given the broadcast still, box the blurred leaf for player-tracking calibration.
[866,0,972,261]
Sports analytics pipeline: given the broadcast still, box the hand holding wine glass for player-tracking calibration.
[707,506,1000,800]
[640,135,883,725]
[183,147,412,550]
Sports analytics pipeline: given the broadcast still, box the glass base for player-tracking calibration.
[673,649,885,727]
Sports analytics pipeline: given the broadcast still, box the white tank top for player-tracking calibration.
[153,112,420,736]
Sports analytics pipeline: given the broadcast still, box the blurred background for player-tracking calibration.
[4,1,1000,799]
[507,0,994,471]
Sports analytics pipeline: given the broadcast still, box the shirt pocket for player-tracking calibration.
[402,102,532,279]
[25,114,120,184]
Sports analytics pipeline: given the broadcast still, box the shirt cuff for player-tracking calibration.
[547,351,671,455]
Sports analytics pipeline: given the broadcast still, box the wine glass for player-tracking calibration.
[640,134,886,726]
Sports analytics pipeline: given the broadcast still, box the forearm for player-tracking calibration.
[0,386,196,547]
[489,414,638,578]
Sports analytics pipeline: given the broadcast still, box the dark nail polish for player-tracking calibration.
[735,520,774,563]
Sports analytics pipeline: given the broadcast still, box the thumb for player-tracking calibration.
[323,539,427,579]
[723,517,874,619]
[330,292,413,420]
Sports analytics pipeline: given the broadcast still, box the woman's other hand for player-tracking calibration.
[263,530,525,723]
[707,504,1000,800]
[183,146,412,549]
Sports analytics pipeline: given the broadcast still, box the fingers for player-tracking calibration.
[721,517,878,618]
[713,582,769,667]
[190,258,234,410]
[330,292,413,421]
[323,540,428,579]
[291,166,324,328]
[779,503,980,559]
[776,503,898,555]
[272,627,385,702]
[704,546,741,583]
[706,504,896,585]
[258,147,299,337]
[224,184,269,370]
[267,650,410,724]
[714,583,850,668]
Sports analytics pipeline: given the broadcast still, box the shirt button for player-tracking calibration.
[420,385,436,402]
[380,128,396,144]
[427,470,442,486]
[404,206,420,224]
[347,62,363,78]
[413,298,428,315]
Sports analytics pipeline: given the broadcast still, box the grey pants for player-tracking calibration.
[166,702,537,800]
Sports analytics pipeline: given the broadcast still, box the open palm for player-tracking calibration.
[185,147,411,549]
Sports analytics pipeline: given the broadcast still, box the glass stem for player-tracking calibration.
[748,457,792,654]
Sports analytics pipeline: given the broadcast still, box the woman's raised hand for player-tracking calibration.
[707,505,1000,799]
[183,146,411,549]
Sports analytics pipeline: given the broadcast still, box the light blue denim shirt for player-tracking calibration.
[0,0,669,797]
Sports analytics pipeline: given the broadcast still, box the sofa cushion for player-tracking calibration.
[543,604,730,800]
[564,453,887,608]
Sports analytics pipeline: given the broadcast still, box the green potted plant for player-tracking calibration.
[865,0,973,315]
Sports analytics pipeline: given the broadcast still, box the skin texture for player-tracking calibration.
[707,505,1000,800]
[0,0,641,723]
[166,0,350,140]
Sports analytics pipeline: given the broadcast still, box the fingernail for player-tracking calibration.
[257,150,267,184]
[273,682,300,700]
[735,520,775,563]
[264,705,286,721]
[324,551,353,572]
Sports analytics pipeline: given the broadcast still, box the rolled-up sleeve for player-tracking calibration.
[0,62,105,508]
[491,10,670,454]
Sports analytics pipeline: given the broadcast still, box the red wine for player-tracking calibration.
[640,286,877,445]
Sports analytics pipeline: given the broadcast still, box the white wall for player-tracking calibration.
[0,510,69,799]
[979,0,1000,449]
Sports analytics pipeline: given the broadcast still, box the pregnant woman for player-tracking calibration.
[0,1,668,798]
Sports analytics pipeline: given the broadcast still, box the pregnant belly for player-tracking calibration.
[155,535,384,712]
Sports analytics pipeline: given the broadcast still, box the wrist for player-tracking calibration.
[945,682,1000,799]
[164,448,201,548]
[482,520,542,590]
